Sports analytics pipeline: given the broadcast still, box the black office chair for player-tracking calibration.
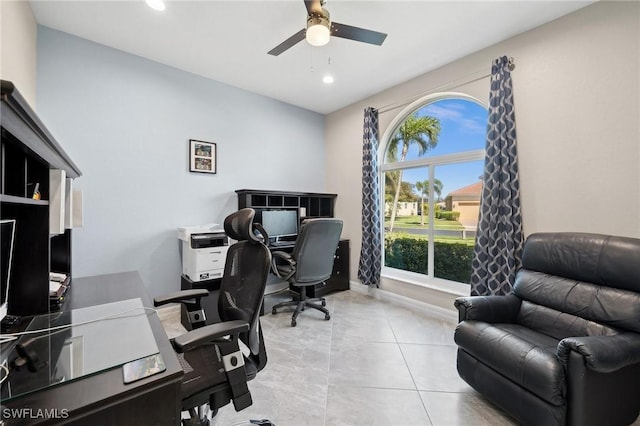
[271,218,343,327]
[154,208,272,426]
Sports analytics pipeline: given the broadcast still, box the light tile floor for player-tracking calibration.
[207,290,517,426]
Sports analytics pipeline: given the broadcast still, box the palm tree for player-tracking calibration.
[387,115,440,232]
[415,178,443,225]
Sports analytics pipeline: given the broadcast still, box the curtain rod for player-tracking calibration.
[377,56,515,115]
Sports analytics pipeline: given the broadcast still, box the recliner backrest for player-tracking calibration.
[513,233,640,334]
[291,218,343,284]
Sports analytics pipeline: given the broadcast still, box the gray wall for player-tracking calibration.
[36,27,325,297]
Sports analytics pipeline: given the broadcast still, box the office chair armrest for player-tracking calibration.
[153,289,209,307]
[172,320,250,353]
[271,251,296,281]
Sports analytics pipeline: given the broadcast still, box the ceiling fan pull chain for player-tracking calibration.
[310,46,315,73]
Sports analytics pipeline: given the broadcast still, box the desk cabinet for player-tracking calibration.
[1,80,81,317]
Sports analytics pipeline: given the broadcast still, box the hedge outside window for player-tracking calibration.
[381,95,487,285]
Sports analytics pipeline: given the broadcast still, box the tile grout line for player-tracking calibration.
[323,294,337,426]
[387,304,435,426]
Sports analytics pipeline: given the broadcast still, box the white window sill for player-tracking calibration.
[381,267,470,297]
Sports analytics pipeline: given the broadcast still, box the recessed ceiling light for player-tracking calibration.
[322,75,334,84]
[145,0,166,12]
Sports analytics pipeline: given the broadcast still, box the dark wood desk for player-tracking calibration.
[2,272,183,425]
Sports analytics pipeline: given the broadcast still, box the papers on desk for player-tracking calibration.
[50,272,68,282]
[49,281,67,297]
[49,272,70,309]
[49,272,69,295]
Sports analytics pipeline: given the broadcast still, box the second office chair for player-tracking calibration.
[271,218,343,327]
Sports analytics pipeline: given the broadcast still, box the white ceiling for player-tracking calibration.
[30,0,593,114]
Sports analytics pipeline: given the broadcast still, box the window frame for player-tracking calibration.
[378,92,487,295]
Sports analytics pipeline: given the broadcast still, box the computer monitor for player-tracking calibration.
[261,210,298,242]
[0,219,16,322]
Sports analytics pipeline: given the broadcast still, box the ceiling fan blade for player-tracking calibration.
[304,0,323,16]
[331,22,387,46]
[268,29,306,56]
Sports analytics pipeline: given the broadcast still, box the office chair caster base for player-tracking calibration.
[291,319,297,327]
[321,300,326,307]
[325,313,330,320]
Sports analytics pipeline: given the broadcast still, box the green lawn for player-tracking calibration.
[385,215,464,230]
[384,215,475,246]
[387,232,476,246]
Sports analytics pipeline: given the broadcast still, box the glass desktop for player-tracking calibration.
[0,298,159,401]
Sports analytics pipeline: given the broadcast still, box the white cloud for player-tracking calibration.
[421,104,485,134]
[460,118,486,134]
[422,104,463,121]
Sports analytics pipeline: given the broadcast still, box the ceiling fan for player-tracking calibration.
[268,0,388,56]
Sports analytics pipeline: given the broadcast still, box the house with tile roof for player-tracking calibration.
[445,181,482,228]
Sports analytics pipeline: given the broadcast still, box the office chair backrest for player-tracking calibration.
[291,219,343,284]
[220,209,271,372]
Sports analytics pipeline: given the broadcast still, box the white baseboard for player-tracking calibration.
[349,280,458,323]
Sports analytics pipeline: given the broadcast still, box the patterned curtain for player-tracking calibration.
[358,107,382,287]
[469,56,523,296]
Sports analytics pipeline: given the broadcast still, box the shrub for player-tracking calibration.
[384,236,428,274]
[436,211,461,221]
[384,236,474,283]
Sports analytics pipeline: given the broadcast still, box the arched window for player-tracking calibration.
[380,94,487,288]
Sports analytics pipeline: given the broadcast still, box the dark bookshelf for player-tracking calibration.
[1,80,81,316]
[235,189,349,296]
[235,189,337,219]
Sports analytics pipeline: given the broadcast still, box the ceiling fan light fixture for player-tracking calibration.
[306,9,331,47]
[306,24,330,46]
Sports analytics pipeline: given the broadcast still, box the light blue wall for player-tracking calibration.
[36,26,326,297]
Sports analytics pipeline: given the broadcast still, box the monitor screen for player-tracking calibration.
[261,210,298,239]
[0,220,16,322]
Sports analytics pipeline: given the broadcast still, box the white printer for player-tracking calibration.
[178,224,229,282]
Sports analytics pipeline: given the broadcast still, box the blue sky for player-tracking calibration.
[386,98,487,199]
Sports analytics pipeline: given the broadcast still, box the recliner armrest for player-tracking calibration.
[454,294,522,323]
[557,333,640,373]
[153,289,209,307]
[172,320,249,353]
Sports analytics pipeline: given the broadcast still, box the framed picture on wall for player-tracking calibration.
[189,139,217,174]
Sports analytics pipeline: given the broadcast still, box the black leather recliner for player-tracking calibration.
[454,232,640,426]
